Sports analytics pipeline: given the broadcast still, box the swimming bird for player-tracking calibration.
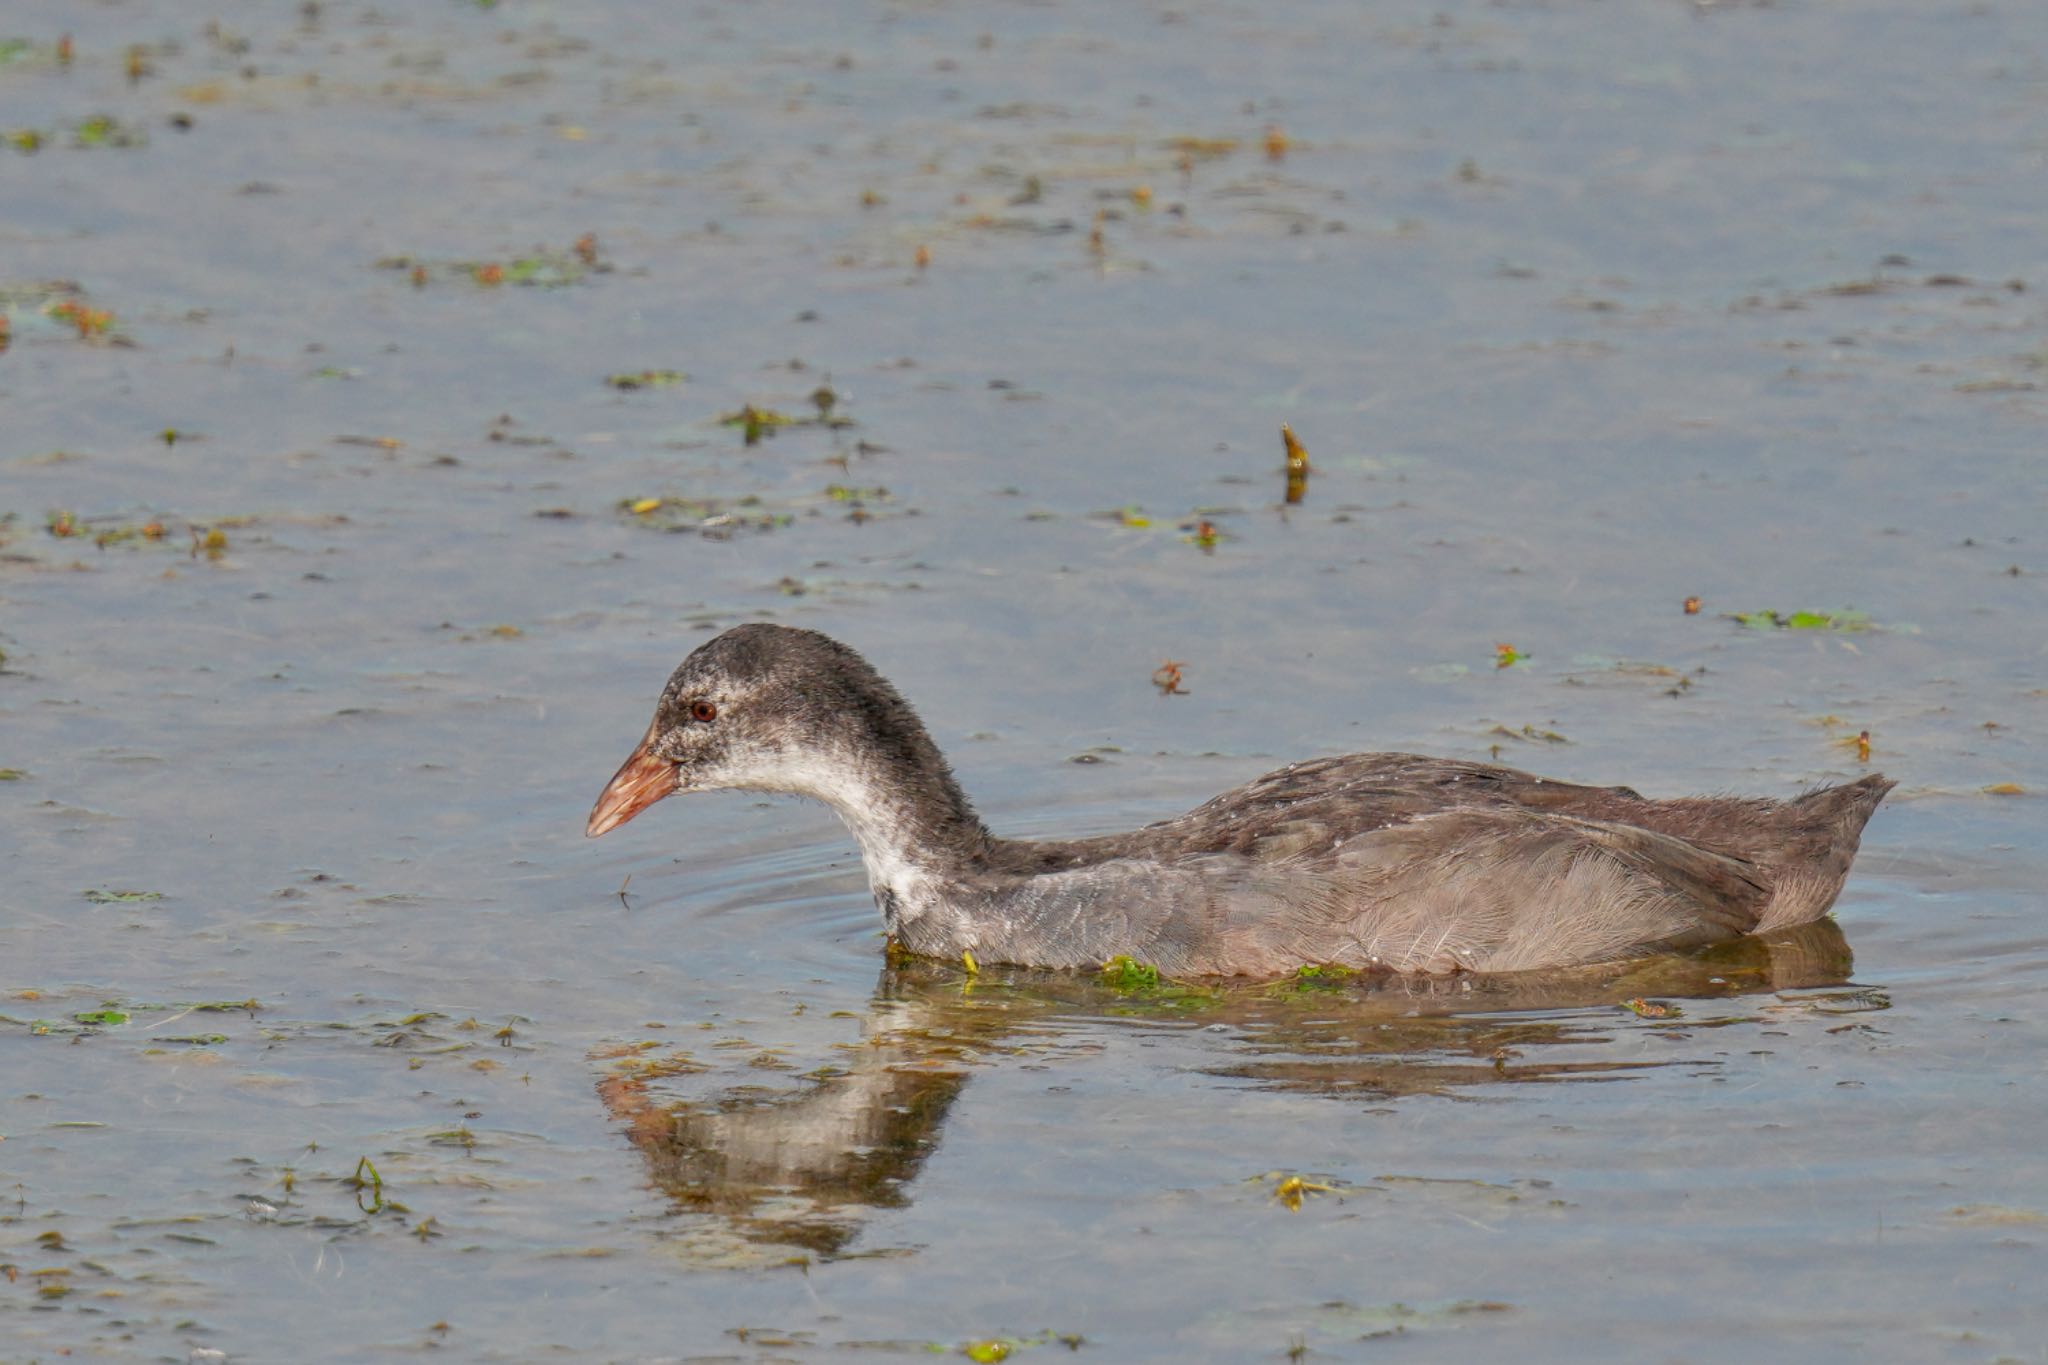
[586,624,1892,979]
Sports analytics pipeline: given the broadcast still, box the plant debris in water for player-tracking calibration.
[1100,955,1161,991]
[376,240,609,288]
[1727,608,1873,632]
[1277,963,1358,994]
[717,402,854,446]
[1269,1172,1339,1211]
[927,1329,1082,1361]
[606,369,686,390]
[1487,723,1569,745]
[619,494,795,537]
[1281,422,1310,504]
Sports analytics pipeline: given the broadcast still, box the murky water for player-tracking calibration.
[4,1,2045,1360]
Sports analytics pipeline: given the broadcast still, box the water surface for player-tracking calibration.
[3,1,2045,1360]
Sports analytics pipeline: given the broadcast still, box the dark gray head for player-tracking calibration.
[586,624,983,845]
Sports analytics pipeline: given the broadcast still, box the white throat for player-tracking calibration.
[735,746,946,922]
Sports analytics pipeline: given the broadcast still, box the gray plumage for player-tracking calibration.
[589,624,1894,979]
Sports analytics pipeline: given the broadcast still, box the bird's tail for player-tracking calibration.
[1755,773,1896,931]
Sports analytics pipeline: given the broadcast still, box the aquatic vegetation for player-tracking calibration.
[14,994,260,1044]
[1487,723,1569,745]
[346,1156,386,1213]
[74,114,145,148]
[1728,608,1874,631]
[1100,955,1160,991]
[1284,963,1357,991]
[5,112,146,152]
[606,369,686,390]
[712,396,861,446]
[376,239,608,288]
[618,493,795,537]
[719,404,799,446]
[1281,422,1310,504]
[44,298,116,340]
[937,1329,1082,1361]
[1269,1172,1338,1211]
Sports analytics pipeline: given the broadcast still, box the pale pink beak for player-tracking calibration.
[586,724,680,838]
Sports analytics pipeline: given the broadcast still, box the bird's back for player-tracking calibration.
[970,755,1894,976]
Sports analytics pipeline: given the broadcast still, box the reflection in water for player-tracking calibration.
[599,921,1862,1260]
[602,1029,970,1257]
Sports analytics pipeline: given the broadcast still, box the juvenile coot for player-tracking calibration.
[588,625,1892,979]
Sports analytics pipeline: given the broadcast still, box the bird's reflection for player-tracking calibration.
[598,920,1864,1260]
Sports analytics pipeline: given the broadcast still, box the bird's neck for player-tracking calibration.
[782,737,992,928]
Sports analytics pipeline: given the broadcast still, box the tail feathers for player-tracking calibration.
[1792,772,1897,833]
[1756,773,1895,931]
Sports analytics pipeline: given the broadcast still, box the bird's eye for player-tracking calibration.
[689,700,718,723]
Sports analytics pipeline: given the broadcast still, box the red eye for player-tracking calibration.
[689,700,718,723]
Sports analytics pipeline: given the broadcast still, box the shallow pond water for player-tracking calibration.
[3,1,2045,1361]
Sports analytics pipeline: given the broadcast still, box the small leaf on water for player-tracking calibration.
[73,1010,128,1026]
